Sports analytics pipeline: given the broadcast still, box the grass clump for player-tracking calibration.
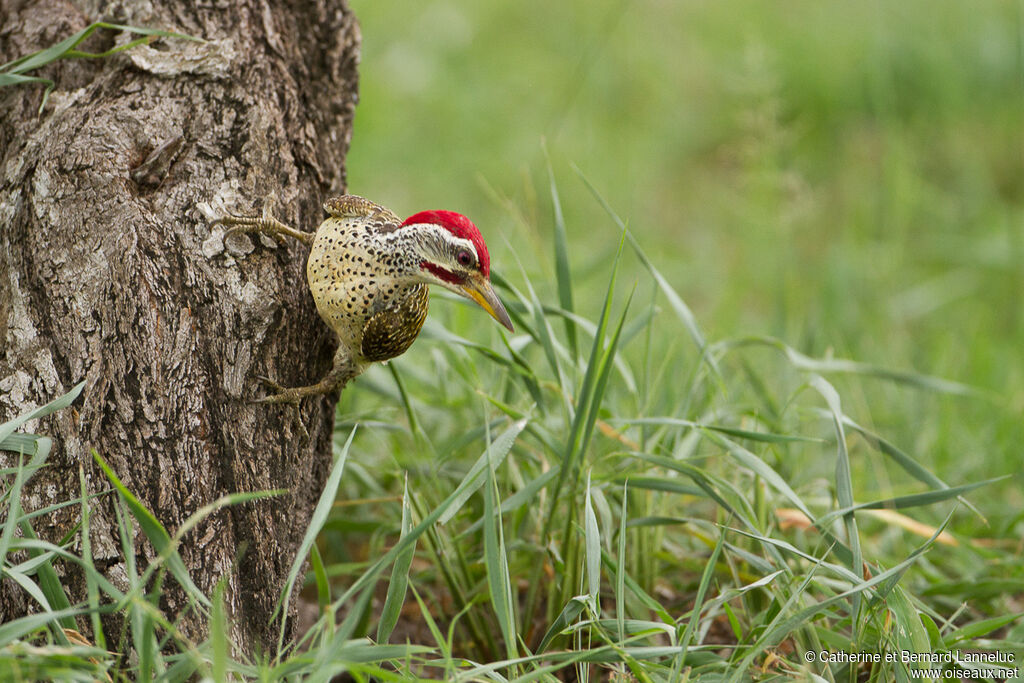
[2,172,1021,679]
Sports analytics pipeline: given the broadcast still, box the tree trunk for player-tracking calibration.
[0,0,359,655]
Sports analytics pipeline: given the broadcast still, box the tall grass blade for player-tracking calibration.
[0,607,87,646]
[886,584,932,680]
[275,427,356,651]
[211,577,229,683]
[91,449,211,609]
[377,476,416,643]
[523,274,569,405]
[112,495,155,679]
[536,595,590,654]
[576,286,634,478]
[702,431,816,521]
[621,416,821,444]
[1,454,28,565]
[616,481,628,645]
[558,229,624,493]
[815,476,1007,527]
[833,412,983,517]
[77,463,106,649]
[332,419,527,611]
[574,166,721,379]
[484,438,517,661]
[678,528,723,661]
[728,529,940,681]
[947,612,1024,644]
[717,336,980,396]
[310,543,332,625]
[2,567,52,612]
[809,376,862,580]
[0,381,84,445]
[584,473,602,603]
[461,467,559,537]
[0,432,51,455]
[438,418,528,525]
[544,148,578,359]
[15,521,75,630]
[598,547,674,624]
[387,363,421,438]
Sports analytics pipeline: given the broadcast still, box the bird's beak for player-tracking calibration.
[462,275,514,332]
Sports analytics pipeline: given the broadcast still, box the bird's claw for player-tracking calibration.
[255,375,286,393]
[248,375,303,405]
[247,380,311,441]
[216,216,287,245]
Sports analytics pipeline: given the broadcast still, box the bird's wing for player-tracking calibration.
[323,195,402,228]
[360,285,430,362]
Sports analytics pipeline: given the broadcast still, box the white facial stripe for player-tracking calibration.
[391,224,478,264]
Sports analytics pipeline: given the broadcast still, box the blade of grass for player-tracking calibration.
[0,381,84,445]
[387,363,421,439]
[727,516,951,681]
[438,418,527,525]
[0,607,89,646]
[112,494,156,679]
[1,23,201,112]
[716,336,981,396]
[616,480,628,645]
[831,411,983,518]
[946,612,1024,644]
[814,476,1008,528]
[574,166,721,380]
[677,527,724,664]
[16,520,75,630]
[547,229,625,521]
[91,449,211,609]
[544,144,578,359]
[2,567,52,612]
[310,544,331,630]
[584,472,602,604]
[598,546,674,625]
[331,420,528,614]
[536,596,590,654]
[275,427,357,653]
[377,475,416,644]
[484,435,517,662]
[701,430,816,521]
[460,466,559,537]
[809,376,862,604]
[618,416,822,444]
[0,432,50,455]
[211,577,229,683]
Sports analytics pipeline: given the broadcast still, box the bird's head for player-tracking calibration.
[401,210,514,332]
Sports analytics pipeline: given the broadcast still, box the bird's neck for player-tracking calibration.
[378,225,455,281]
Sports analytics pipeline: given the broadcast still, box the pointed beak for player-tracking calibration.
[462,274,514,332]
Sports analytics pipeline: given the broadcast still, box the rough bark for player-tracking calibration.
[0,0,359,655]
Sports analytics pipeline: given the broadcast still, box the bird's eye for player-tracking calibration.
[456,250,473,268]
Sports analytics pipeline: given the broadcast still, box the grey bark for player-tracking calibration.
[0,0,359,655]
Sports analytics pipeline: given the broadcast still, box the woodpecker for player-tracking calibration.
[215,195,514,404]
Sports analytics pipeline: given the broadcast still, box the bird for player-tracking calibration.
[214,195,514,404]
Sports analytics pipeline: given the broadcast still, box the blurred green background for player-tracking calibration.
[345,0,1023,525]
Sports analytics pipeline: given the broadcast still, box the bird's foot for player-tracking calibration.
[249,372,351,405]
[250,375,295,404]
[212,200,314,246]
[249,376,312,442]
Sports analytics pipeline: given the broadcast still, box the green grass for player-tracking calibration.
[3,1,1024,680]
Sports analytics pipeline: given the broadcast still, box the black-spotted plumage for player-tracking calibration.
[308,196,430,367]
[359,284,429,361]
[216,194,513,403]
